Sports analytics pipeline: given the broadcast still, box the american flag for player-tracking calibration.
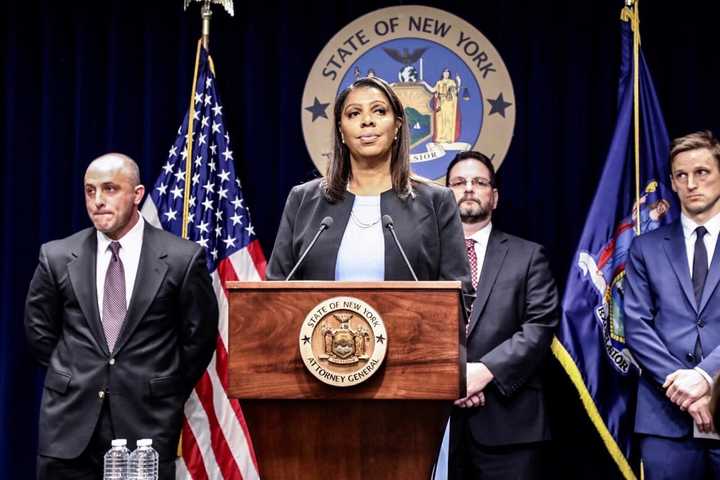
[142,44,264,480]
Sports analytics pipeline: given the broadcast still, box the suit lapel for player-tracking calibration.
[468,229,508,336]
[381,190,420,280]
[112,224,168,355]
[67,230,110,356]
[699,234,720,314]
[663,221,696,312]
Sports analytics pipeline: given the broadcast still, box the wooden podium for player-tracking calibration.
[226,281,466,479]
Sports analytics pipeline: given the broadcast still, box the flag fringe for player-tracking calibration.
[551,337,638,480]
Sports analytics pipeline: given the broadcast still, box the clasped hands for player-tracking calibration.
[664,369,714,433]
[454,362,494,408]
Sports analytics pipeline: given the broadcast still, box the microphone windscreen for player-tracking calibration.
[321,216,334,229]
[381,214,394,228]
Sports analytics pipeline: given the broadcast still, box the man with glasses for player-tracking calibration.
[446,151,559,479]
[625,130,720,478]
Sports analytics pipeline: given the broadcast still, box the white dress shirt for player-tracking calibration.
[96,213,145,319]
[681,212,720,274]
[467,222,492,286]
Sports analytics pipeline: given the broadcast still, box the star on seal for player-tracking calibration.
[304,97,330,122]
[487,93,512,118]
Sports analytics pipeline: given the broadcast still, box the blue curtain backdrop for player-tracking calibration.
[3,1,720,478]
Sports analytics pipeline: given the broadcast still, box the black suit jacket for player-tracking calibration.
[25,221,218,460]
[266,178,472,292]
[458,228,559,446]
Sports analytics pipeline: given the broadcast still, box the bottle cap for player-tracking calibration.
[111,439,127,447]
[136,438,153,447]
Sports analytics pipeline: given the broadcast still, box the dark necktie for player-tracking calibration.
[692,226,708,361]
[103,241,126,352]
[692,226,709,305]
[465,238,478,291]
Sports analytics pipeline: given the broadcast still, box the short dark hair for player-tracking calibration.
[445,151,496,187]
[323,76,411,202]
[669,130,720,170]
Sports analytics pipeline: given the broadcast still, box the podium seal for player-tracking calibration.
[299,296,388,387]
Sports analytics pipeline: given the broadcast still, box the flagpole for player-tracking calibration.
[201,1,212,51]
[628,0,642,235]
[180,39,203,240]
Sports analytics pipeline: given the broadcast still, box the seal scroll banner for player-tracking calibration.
[299,296,388,387]
[302,5,515,181]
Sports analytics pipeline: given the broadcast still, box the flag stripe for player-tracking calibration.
[180,419,210,480]
[183,390,222,479]
[193,369,244,479]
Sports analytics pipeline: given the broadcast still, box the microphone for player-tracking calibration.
[285,216,334,281]
[382,214,418,281]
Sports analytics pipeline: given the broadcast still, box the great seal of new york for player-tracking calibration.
[299,296,388,387]
[302,5,515,181]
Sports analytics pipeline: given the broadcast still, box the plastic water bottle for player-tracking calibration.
[128,438,159,480]
[103,438,130,480]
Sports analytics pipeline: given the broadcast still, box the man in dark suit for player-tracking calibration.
[625,130,720,479]
[446,151,559,479]
[25,153,218,480]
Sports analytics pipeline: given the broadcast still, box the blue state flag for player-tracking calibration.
[552,6,678,480]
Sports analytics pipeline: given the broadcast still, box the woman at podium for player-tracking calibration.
[266,75,470,290]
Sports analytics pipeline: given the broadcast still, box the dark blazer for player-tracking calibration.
[625,220,720,437]
[266,178,472,291]
[459,228,559,446]
[24,221,218,461]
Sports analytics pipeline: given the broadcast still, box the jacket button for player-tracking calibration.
[98,390,105,399]
[687,353,696,362]
[109,358,115,366]
[698,320,705,328]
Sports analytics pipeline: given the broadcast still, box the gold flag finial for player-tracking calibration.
[183,0,234,51]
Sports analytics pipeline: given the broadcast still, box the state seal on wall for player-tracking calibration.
[299,297,388,387]
[302,5,515,181]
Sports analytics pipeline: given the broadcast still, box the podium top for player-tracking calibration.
[225,280,462,290]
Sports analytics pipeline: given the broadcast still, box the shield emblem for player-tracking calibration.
[392,83,434,149]
[332,331,355,359]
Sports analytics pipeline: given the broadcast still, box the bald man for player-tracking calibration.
[25,153,218,479]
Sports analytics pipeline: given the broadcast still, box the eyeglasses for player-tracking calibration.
[448,177,493,189]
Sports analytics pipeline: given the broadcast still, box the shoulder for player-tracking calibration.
[494,229,546,257]
[41,227,95,258]
[411,179,451,197]
[410,179,455,206]
[288,178,325,199]
[631,220,676,251]
[143,223,202,259]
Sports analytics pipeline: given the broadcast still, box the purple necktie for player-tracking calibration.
[465,238,478,291]
[102,241,126,352]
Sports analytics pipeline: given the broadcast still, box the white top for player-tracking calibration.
[467,222,492,286]
[335,195,385,281]
[681,211,720,275]
[111,439,127,447]
[96,213,145,318]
